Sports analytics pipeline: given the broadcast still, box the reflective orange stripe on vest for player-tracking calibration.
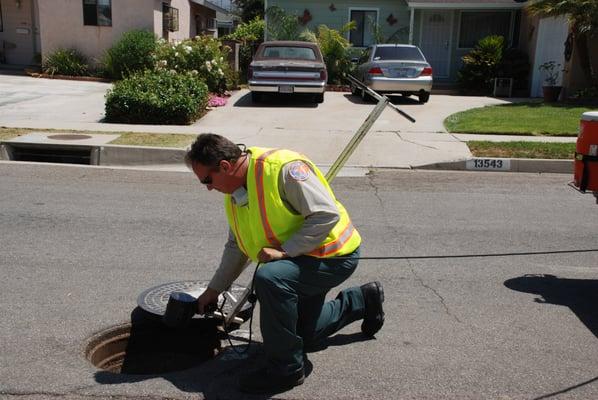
[307,221,357,257]
[255,149,282,248]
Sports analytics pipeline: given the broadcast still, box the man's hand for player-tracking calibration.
[197,287,220,314]
[257,247,288,263]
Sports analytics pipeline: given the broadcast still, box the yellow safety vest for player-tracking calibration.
[224,147,361,262]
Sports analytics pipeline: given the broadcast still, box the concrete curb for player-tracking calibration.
[0,141,573,174]
[417,157,573,174]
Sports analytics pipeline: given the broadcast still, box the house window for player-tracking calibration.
[458,11,512,48]
[83,0,112,26]
[349,9,377,47]
[163,4,179,32]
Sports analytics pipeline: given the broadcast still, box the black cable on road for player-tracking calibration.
[331,248,598,261]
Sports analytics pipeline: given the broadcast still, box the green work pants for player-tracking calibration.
[254,248,364,375]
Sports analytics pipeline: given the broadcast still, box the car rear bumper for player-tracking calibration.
[249,80,326,94]
[366,76,433,93]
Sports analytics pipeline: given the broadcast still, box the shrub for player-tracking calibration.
[458,35,505,93]
[153,36,231,93]
[42,48,88,76]
[266,6,308,41]
[223,17,265,83]
[301,22,356,85]
[103,30,158,79]
[105,70,209,124]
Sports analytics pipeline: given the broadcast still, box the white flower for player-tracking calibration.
[175,52,179,57]
[218,68,224,76]
[191,69,198,75]
[194,35,201,40]
[158,60,168,67]
[205,61,212,71]
[184,45,192,53]
[169,69,177,75]
[219,57,223,62]
[171,45,176,49]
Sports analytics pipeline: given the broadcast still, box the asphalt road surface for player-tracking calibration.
[1,162,597,400]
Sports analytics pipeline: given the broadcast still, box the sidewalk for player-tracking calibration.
[0,75,577,173]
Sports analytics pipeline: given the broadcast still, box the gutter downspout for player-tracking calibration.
[31,0,38,65]
[409,7,414,44]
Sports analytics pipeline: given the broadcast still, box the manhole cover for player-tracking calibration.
[137,280,251,319]
[47,134,92,140]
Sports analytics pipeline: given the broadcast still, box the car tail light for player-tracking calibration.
[320,69,328,82]
[421,67,433,76]
[248,66,254,79]
[368,67,383,75]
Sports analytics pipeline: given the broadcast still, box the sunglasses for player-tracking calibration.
[199,166,220,185]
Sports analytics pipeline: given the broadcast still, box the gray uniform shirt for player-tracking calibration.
[208,160,340,292]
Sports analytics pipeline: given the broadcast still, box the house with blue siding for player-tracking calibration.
[264,0,587,96]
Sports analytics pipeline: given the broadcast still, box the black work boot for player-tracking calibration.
[360,281,385,337]
[239,366,305,394]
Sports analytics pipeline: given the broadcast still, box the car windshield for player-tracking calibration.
[262,46,317,60]
[373,47,425,61]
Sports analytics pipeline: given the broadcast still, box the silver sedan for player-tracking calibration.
[352,44,433,103]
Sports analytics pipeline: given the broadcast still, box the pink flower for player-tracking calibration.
[208,94,227,107]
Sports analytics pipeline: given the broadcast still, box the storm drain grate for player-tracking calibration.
[8,144,92,165]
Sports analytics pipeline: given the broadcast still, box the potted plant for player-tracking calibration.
[538,61,562,102]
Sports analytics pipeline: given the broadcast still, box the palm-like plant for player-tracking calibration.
[527,0,598,85]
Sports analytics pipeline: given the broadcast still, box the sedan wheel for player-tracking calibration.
[418,92,430,104]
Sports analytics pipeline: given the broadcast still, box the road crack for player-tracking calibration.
[409,262,462,323]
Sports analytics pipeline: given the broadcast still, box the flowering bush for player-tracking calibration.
[153,36,231,93]
[105,70,209,124]
[102,30,158,79]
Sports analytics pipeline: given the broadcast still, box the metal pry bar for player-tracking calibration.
[325,75,416,182]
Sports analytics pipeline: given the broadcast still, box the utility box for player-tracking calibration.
[574,111,598,193]
[493,78,513,97]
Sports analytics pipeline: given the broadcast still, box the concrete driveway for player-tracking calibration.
[0,74,512,167]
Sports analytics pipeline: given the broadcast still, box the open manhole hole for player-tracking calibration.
[86,281,253,375]
[85,312,228,375]
[48,134,92,140]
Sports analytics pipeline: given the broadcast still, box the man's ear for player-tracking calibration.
[219,159,232,172]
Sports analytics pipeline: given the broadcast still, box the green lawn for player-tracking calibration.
[445,103,593,136]
[0,127,196,148]
[110,133,197,148]
[468,141,575,159]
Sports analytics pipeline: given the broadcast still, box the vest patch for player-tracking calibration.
[288,161,310,181]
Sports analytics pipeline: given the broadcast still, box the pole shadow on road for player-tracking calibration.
[342,93,421,105]
[504,274,598,339]
[233,92,319,108]
[91,307,370,398]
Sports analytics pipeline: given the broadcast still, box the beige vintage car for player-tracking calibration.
[248,41,328,104]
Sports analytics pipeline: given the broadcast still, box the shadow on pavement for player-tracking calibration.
[90,307,348,398]
[233,92,319,108]
[342,93,421,105]
[530,375,598,400]
[504,274,598,339]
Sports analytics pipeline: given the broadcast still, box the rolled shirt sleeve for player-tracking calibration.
[278,161,340,257]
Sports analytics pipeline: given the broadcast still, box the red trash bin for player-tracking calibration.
[574,111,598,192]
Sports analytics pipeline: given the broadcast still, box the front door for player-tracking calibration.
[419,10,453,78]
